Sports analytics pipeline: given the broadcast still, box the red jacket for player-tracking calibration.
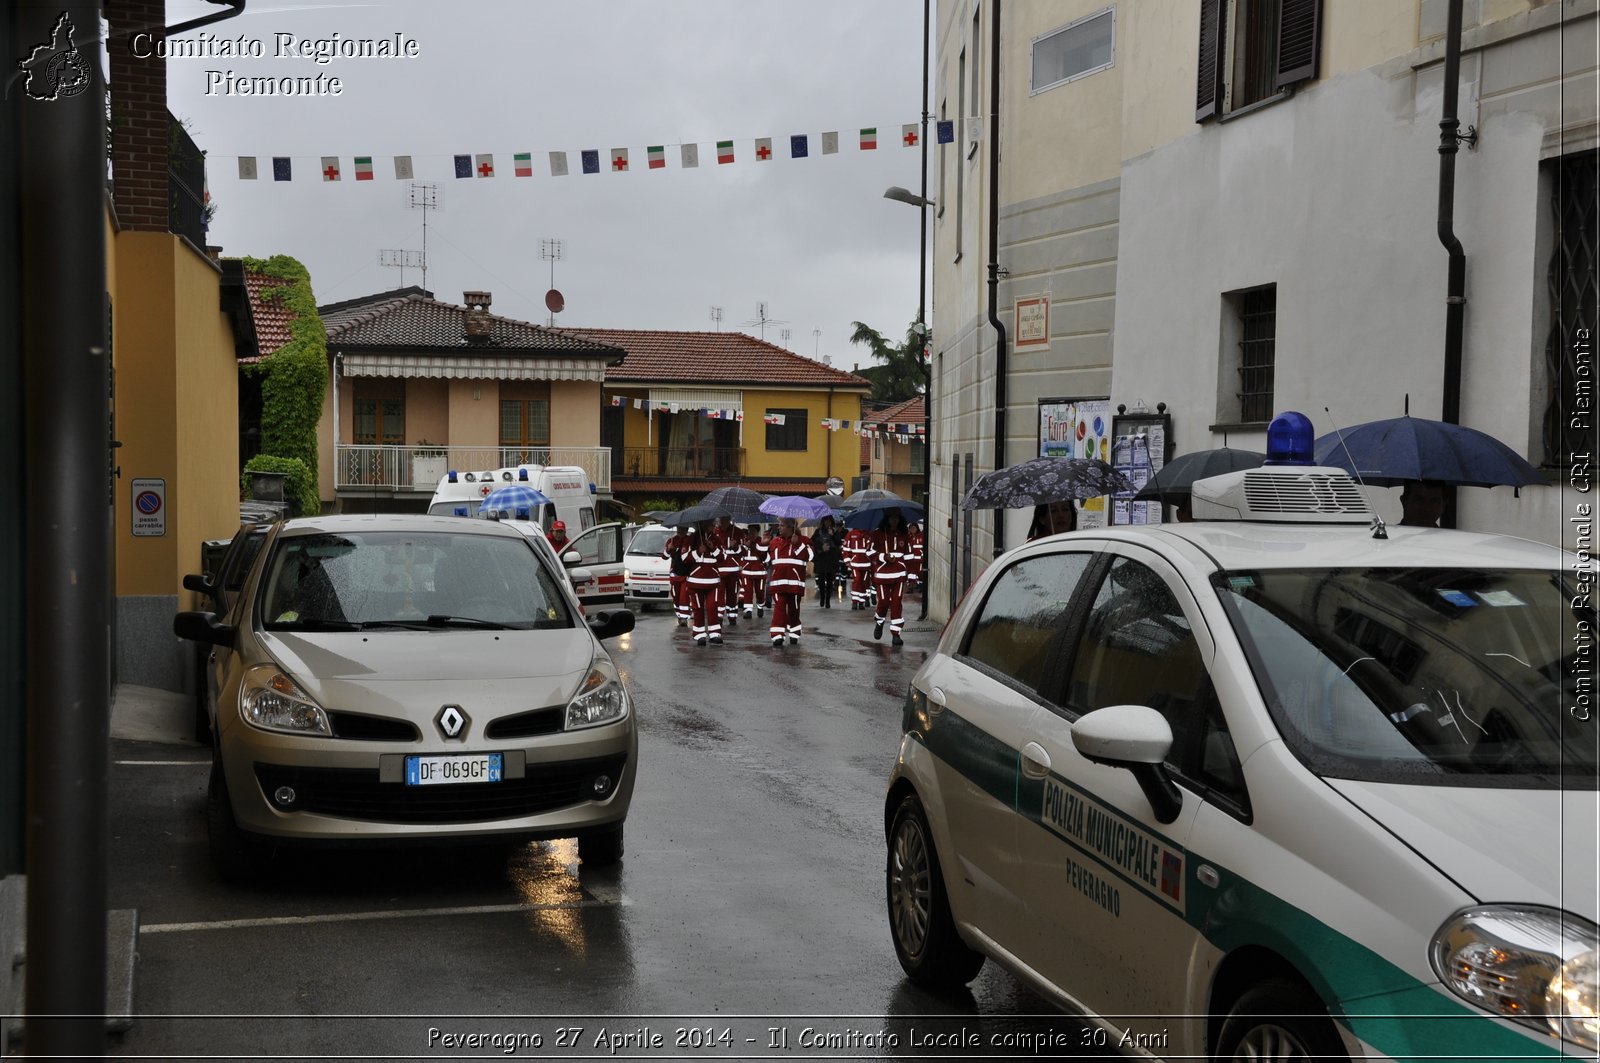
[767,534,813,592]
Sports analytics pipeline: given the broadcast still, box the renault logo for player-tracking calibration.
[435,704,469,740]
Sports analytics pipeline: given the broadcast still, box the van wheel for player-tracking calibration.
[886,794,984,987]
[207,754,267,881]
[579,824,624,866]
[1216,980,1347,1063]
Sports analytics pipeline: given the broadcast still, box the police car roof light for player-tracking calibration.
[447,470,459,483]
[588,482,597,494]
[453,506,468,517]
[1263,411,1316,466]
[518,468,529,481]
[516,507,530,520]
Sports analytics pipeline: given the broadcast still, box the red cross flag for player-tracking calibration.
[611,147,629,171]
[321,156,340,181]
[902,123,919,147]
[476,154,494,177]
[754,138,772,161]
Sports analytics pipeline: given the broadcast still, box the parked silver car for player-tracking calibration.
[175,514,636,878]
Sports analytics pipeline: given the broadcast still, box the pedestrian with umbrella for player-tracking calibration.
[1133,447,1265,523]
[711,515,745,629]
[766,518,813,647]
[810,514,842,608]
[1026,500,1077,541]
[1399,480,1446,527]
[961,457,1134,539]
[867,507,912,645]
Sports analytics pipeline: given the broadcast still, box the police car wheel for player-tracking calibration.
[1215,980,1346,1063]
[886,794,984,988]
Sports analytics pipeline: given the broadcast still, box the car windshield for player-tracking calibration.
[259,530,573,631]
[1216,566,1596,788]
[627,527,671,556]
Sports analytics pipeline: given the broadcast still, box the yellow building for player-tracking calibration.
[558,329,873,506]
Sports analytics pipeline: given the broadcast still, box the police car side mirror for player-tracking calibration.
[173,610,236,649]
[587,609,635,641]
[1071,705,1183,824]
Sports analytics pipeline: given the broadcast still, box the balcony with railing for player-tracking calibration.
[334,445,612,494]
[168,116,208,251]
[617,447,746,480]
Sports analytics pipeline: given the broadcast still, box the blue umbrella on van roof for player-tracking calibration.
[479,484,551,520]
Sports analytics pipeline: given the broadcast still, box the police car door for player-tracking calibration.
[923,546,1099,959]
[565,523,625,606]
[1014,544,1238,1031]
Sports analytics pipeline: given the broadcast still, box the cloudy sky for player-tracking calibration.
[163,0,930,369]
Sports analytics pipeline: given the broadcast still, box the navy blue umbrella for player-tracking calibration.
[1312,417,1547,488]
[842,499,926,531]
[674,502,731,526]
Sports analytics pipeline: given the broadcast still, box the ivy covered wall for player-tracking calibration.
[241,255,325,516]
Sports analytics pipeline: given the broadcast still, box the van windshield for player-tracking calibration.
[1217,566,1596,789]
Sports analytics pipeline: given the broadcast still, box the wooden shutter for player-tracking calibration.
[1275,0,1322,88]
[1195,0,1227,121]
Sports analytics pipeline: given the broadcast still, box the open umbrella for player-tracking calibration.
[641,509,680,525]
[673,501,731,526]
[760,495,836,522]
[840,488,904,511]
[960,457,1133,511]
[1312,417,1547,488]
[1133,448,1266,502]
[813,492,846,510]
[701,485,771,523]
[842,498,926,531]
[479,484,551,520]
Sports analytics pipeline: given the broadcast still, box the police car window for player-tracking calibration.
[1217,567,1597,788]
[1065,558,1216,777]
[962,552,1093,693]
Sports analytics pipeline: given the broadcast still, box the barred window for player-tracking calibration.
[765,408,808,452]
[1217,285,1276,426]
[1543,150,1598,466]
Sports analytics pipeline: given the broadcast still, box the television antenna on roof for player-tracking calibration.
[709,306,723,330]
[378,249,425,288]
[407,183,438,291]
[741,301,789,341]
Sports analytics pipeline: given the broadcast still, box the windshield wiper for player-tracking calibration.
[425,614,514,629]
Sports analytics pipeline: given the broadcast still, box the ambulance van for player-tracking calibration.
[427,465,597,531]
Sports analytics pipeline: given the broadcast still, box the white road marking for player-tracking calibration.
[115,759,208,766]
[141,897,624,935]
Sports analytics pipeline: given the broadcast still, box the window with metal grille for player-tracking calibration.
[1543,150,1598,466]
[1030,9,1114,94]
[1217,285,1276,425]
[1196,0,1322,121]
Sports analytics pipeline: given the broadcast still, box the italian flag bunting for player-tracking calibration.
[514,152,533,177]
[717,140,735,164]
[860,127,877,150]
[353,156,373,180]
[647,145,666,169]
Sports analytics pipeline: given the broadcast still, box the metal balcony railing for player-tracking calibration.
[334,445,612,493]
[168,115,208,250]
[618,447,746,479]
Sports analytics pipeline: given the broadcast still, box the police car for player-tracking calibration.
[885,413,1596,1060]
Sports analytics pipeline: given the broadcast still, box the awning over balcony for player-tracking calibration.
[341,354,608,382]
[647,387,742,411]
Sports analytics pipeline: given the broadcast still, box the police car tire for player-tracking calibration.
[206,754,268,881]
[1215,980,1347,1063]
[579,824,624,866]
[887,795,984,988]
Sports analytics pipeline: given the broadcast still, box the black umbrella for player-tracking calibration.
[960,457,1133,511]
[674,502,731,526]
[840,488,904,510]
[1312,417,1547,488]
[701,485,771,523]
[1133,448,1266,503]
[641,509,680,525]
[812,492,846,510]
[841,498,926,531]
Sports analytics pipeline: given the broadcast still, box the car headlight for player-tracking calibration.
[565,656,629,731]
[239,665,331,736]
[623,567,634,579]
[1431,905,1599,1050]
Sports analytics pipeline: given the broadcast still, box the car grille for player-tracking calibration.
[485,707,564,740]
[326,712,418,742]
[251,755,627,824]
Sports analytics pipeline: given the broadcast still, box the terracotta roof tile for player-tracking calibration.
[868,395,925,425]
[238,269,296,363]
[321,292,625,358]
[557,328,872,389]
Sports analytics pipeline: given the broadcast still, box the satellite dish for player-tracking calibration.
[545,289,565,314]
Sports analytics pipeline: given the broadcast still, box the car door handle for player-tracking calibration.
[926,686,947,715]
[1020,741,1052,779]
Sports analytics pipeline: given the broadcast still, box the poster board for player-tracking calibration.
[1038,397,1111,529]
[1110,407,1172,525]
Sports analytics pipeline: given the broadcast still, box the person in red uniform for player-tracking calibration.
[741,525,771,619]
[844,525,873,610]
[766,518,813,647]
[710,516,744,629]
[869,508,911,646]
[905,522,925,593]
[547,520,571,553]
[661,522,697,627]
[685,521,725,646]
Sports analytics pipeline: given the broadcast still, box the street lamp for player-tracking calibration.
[883,186,936,208]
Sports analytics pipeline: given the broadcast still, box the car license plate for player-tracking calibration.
[404,752,503,786]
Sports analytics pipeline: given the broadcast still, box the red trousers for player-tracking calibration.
[769,590,803,641]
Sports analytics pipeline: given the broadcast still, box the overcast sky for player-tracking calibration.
[163,0,930,369]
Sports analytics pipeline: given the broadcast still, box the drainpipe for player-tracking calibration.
[1437,0,1473,527]
[918,0,931,619]
[985,0,1008,554]
[331,352,341,487]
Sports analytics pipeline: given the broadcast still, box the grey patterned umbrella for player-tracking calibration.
[700,486,771,523]
[960,457,1134,510]
[839,488,904,510]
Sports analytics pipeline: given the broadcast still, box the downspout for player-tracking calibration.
[918,0,931,619]
[986,0,1008,554]
[1437,0,1473,527]
[826,387,834,479]
[331,352,341,488]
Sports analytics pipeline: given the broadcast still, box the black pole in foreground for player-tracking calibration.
[17,0,111,1055]
[1436,0,1469,528]
[918,0,931,620]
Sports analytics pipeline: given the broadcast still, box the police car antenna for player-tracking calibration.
[1324,406,1386,540]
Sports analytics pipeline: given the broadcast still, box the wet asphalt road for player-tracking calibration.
[103,592,1103,1060]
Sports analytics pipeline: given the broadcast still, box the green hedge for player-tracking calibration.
[241,255,326,511]
[242,454,317,518]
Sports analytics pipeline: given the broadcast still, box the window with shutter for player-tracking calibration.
[1196,0,1321,122]
[1274,0,1322,88]
[1195,0,1226,121]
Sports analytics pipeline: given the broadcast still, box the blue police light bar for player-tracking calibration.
[1263,411,1316,466]
[588,482,597,494]
[518,468,529,481]
[447,470,459,483]
[515,507,530,520]
[453,506,468,517]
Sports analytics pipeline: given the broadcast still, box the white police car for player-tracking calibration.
[886,414,1596,1060]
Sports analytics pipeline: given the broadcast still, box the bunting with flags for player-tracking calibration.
[936,120,955,144]
[902,123,919,147]
[321,156,340,181]
[272,157,291,181]
[238,156,257,179]
[581,149,601,174]
[610,147,629,172]
[647,145,666,169]
[394,155,414,178]
[681,143,699,168]
[549,151,569,176]
[514,152,533,177]
[475,153,494,177]
[790,134,808,159]
[453,154,471,178]
[754,137,773,161]
[860,128,877,150]
[354,156,374,180]
[717,140,735,164]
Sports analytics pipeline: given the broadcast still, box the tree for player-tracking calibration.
[848,320,926,403]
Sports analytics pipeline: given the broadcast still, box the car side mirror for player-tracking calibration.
[173,610,236,648]
[587,609,635,641]
[182,572,216,596]
[562,549,583,566]
[1071,705,1183,824]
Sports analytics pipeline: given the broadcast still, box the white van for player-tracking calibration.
[427,465,597,533]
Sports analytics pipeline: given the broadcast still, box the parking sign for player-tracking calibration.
[131,478,165,537]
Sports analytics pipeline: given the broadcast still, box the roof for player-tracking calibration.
[237,269,297,364]
[867,395,925,426]
[557,328,872,389]
[322,292,626,359]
